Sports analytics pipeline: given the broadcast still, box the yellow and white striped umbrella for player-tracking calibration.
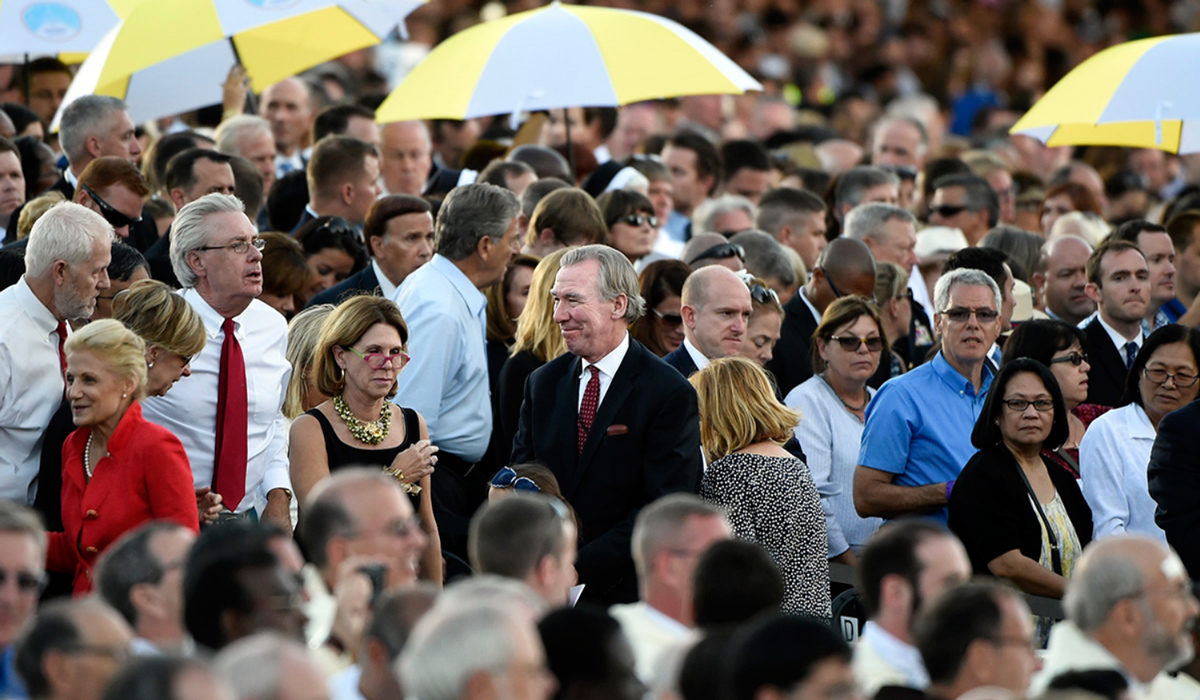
[376,0,762,122]
[0,0,134,58]
[53,0,422,127]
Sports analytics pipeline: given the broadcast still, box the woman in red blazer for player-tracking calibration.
[54,320,199,594]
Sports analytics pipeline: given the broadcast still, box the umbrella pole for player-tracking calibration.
[564,108,576,182]
[23,53,30,106]
[227,39,257,115]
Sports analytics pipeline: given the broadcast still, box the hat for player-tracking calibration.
[915,226,969,263]
[581,161,644,198]
[1010,279,1035,324]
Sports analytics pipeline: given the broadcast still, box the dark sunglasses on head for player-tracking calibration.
[490,466,541,493]
[81,183,142,228]
[929,204,972,218]
[1049,352,1089,367]
[621,213,658,228]
[317,217,356,238]
[827,335,885,352]
[749,283,779,305]
[691,242,744,265]
[653,308,683,327]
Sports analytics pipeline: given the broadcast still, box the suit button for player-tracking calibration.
[85,510,98,519]
[84,546,98,554]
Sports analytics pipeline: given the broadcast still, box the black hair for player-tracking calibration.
[721,140,771,181]
[100,655,207,700]
[292,215,368,272]
[538,606,630,698]
[313,104,376,143]
[1124,323,1200,408]
[729,616,850,700]
[943,247,1010,299]
[1046,670,1130,700]
[932,173,1001,227]
[972,358,1069,450]
[857,519,952,617]
[108,241,148,282]
[267,169,310,232]
[666,131,723,196]
[693,540,784,629]
[164,148,232,195]
[913,580,1010,685]
[182,521,282,651]
[15,600,83,698]
[1002,319,1088,369]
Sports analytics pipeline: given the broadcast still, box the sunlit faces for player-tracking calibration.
[653,294,685,354]
[190,211,264,301]
[1088,248,1150,325]
[1040,194,1076,236]
[184,159,237,202]
[1039,237,1094,323]
[685,273,752,359]
[661,146,709,212]
[339,485,428,588]
[145,347,194,397]
[97,110,142,162]
[818,314,883,383]
[784,211,827,272]
[381,122,433,196]
[506,265,535,321]
[1138,231,1177,305]
[334,322,407,398]
[914,535,972,610]
[552,259,627,363]
[27,70,70,125]
[237,129,277,194]
[1048,342,1090,408]
[346,155,383,225]
[997,372,1055,451]
[66,349,135,429]
[306,247,355,297]
[0,151,24,223]
[260,79,312,154]
[871,120,924,169]
[1138,342,1200,425]
[372,211,435,287]
[724,168,771,205]
[608,208,657,261]
[867,218,918,270]
[55,234,112,321]
[646,179,674,226]
[739,308,782,367]
[935,283,1001,368]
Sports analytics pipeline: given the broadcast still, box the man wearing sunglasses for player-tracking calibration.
[73,157,150,244]
[855,268,1002,525]
[0,502,46,698]
[664,266,752,378]
[927,175,999,248]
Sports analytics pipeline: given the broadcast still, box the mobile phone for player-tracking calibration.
[359,564,387,605]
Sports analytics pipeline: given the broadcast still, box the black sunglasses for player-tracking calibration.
[826,335,885,352]
[929,204,971,218]
[749,283,779,305]
[879,164,919,181]
[81,183,142,228]
[317,217,356,238]
[620,213,658,228]
[653,308,683,327]
[1049,352,1089,367]
[691,242,744,265]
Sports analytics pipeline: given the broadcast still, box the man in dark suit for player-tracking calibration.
[1148,400,1200,578]
[512,245,703,606]
[1082,239,1150,407]
[289,136,381,236]
[765,238,877,396]
[307,194,434,307]
[143,149,237,286]
[663,266,752,377]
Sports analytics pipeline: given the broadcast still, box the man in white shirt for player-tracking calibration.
[0,203,112,503]
[610,495,730,682]
[142,193,293,530]
[853,520,972,697]
[1032,535,1200,700]
[662,266,752,378]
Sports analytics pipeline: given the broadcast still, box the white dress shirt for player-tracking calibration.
[609,601,694,682]
[142,290,292,513]
[0,277,67,503]
[577,332,630,411]
[1079,403,1165,541]
[681,337,710,373]
[371,259,398,299]
[852,622,929,697]
[1094,314,1145,365]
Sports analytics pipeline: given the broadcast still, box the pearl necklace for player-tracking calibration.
[84,433,96,479]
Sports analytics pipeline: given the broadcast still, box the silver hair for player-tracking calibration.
[933,267,1001,314]
[559,244,646,324]
[872,115,929,155]
[632,494,724,583]
[729,230,795,287]
[170,193,246,288]
[214,633,310,700]
[397,601,532,700]
[435,183,520,262]
[25,202,113,278]
[1064,552,1147,632]
[59,96,128,167]
[214,115,273,155]
[843,202,916,242]
[693,194,757,235]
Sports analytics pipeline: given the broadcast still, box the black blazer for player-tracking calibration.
[948,446,1092,578]
[1148,400,1200,578]
[1083,318,1132,408]
[511,338,702,604]
[144,227,178,287]
[290,209,318,235]
[662,344,699,378]
[306,265,380,308]
[765,289,820,396]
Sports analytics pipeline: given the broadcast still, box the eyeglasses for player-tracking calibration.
[1143,367,1200,387]
[1002,398,1055,412]
[0,567,46,593]
[490,466,541,493]
[80,183,142,228]
[343,345,410,370]
[690,242,744,265]
[65,644,131,664]
[652,308,683,327]
[196,237,266,255]
[986,635,1038,654]
[940,307,1000,324]
[929,204,972,218]
[816,268,845,299]
[346,515,424,540]
[827,335,884,352]
[1049,352,1089,367]
[620,213,658,228]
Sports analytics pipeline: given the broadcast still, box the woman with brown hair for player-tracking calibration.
[485,254,540,386]
[629,259,691,357]
[258,232,311,317]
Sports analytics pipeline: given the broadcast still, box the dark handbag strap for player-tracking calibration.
[1012,456,1063,576]
[1053,446,1080,475]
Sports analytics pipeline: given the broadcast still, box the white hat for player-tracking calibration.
[915,226,969,262]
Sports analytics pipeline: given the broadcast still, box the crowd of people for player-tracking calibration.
[3,1,1200,699]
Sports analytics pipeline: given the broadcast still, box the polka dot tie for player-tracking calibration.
[578,366,600,455]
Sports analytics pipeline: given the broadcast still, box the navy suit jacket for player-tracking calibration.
[662,344,700,378]
[765,289,820,396]
[1083,318,1131,407]
[511,338,702,604]
[306,265,381,308]
[290,209,318,235]
[1148,401,1200,578]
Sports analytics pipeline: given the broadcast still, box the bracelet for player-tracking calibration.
[384,466,422,495]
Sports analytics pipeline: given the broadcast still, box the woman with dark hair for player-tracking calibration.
[485,254,540,384]
[1080,324,1200,541]
[1002,319,1110,477]
[292,216,367,305]
[258,232,311,317]
[596,190,667,272]
[948,359,1092,625]
[1039,182,1103,237]
[13,136,57,200]
[2,104,43,140]
[629,259,691,357]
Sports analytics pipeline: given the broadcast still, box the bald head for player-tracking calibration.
[681,266,753,359]
[682,266,745,308]
[820,237,877,279]
[807,237,877,313]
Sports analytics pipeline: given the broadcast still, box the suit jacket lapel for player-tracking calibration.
[555,357,583,497]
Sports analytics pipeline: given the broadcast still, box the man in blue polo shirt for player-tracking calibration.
[853,267,1002,524]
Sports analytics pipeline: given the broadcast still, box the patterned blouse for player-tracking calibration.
[1032,490,1083,644]
[700,452,832,620]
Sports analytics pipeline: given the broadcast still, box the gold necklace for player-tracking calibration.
[334,394,390,445]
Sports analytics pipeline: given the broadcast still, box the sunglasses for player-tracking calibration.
[827,335,884,352]
[81,183,142,229]
[929,204,971,218]
[691,242,744,265]
[1049,352,1089,367]
[343,345,410,370]
[653,308,683,327]
[620,213,658,228]
[0,567,46,594]
[941,307,1000,324]
[317,217,357,239]
[490,467,541,493]
[879,164,919,181]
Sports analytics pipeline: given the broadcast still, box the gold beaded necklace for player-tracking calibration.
[334,394,390,445]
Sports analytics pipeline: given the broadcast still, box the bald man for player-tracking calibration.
[765,238,877,395]
[260,78,314,179]
[663,267,753,378]
[1034,235,1096,325]
[1033,536,1200,698]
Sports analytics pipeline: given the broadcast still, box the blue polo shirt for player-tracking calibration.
[857,352,993,524]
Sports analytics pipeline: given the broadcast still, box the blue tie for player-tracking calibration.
[1123,341,1138,370]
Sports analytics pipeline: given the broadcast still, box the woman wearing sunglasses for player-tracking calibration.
[1001,320,1110,478]
[596,190,670,273]
[1079,325,1200,541]
[292,216,368,307]
[289,295,442,582]
[785,297,885,565]
[629,260,691,357]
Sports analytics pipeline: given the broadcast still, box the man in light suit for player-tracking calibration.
[512,245,703,606]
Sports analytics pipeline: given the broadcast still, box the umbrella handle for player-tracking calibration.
[227,39,257,115]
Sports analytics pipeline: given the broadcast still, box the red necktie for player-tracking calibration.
[578,366,600,454]
[54,321,67,378]
[213,318,248,510]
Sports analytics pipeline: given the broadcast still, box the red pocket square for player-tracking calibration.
[606,425,629,436]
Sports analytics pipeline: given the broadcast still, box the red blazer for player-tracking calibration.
[52,401,199,594]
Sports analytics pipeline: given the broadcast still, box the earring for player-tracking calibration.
[122,393,127,398]
[147,362,155,369]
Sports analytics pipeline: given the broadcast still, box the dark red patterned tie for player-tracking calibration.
[578,366,600,454]
[54,321,67,377]
[213,318,248,510]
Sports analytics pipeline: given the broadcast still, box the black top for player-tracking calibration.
[306,406,421,510]
[496,349,546,461]
[765,289,820,396]
[1083,317,1131,408]
[1148,400,1200,578]
[948,445,1093,577]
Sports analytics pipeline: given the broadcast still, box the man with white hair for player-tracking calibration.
[215,633,330,700]
[0,202,112,503]
[142,194,293,530]
[1033,535,1200,699]
[870,116,928,170]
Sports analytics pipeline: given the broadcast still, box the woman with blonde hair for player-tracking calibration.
[282,304,334,420]
[873,262,911,379]
[496,249,569,453]
[112,279,207,397]
[288,295,441,583]
[692,356,830,619]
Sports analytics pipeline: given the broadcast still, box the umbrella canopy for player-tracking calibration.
[375,0,762,122]
[1011,33,1200,154]
[53,0,422,127]
[0,0,131,57]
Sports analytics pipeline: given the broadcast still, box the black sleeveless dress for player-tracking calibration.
[306,406,422,510]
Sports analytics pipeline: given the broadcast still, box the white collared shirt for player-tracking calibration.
[682,337,710,372]
[798,286,822,325]
[371,259,398,299]
[1079,403,1165,541]
[141,290,292,513]
[1096,314,1144,365]
[0,277,67,503]
[852,621,929,696]
[578,332,631,411]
